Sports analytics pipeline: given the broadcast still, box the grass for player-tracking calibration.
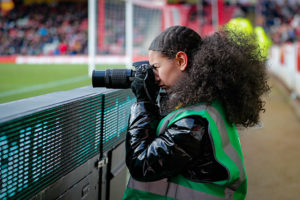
[0,64,125,104]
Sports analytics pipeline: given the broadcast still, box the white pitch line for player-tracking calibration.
[0,75,90,98]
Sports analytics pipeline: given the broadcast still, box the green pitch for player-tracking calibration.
[0,64,125,104]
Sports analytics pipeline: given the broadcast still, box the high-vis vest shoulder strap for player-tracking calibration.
[123,103,247,200]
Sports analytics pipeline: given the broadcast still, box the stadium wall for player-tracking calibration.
[268,42,300,98]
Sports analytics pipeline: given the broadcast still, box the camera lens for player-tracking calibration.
[92,69,135,88]
[92,70,106,87]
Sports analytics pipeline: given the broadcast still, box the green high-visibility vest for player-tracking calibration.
[123,102,247,200]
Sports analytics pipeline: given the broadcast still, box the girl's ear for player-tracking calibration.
[175,51,188,71]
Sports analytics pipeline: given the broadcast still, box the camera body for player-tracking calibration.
[92,60,148,89]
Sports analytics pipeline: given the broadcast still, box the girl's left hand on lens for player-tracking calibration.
[131,63,160,103]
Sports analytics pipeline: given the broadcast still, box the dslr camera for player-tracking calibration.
[92,60,168,115]
[92,60,148,89]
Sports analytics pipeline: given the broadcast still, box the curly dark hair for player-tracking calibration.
[150,26,270,127]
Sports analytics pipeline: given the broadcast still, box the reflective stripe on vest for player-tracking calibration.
[125,103,246,200]
[127,177,225,200]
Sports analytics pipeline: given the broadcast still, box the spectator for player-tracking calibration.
[260,0,300,44]
[0,1,88,55]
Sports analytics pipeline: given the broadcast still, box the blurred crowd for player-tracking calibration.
[0,2,88,55]
[0,0,299,56]
[260,0,300,44]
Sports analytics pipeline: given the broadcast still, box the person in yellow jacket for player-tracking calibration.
[226,17,254,36]
[226,17,272,58]
[123,25,270,199]
[254,26,273,58]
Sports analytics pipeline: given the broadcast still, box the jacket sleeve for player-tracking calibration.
[125,102,208,182]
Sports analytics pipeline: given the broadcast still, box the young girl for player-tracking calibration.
[123,25,270,200]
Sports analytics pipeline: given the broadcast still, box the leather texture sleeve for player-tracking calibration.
[125,102,209,182]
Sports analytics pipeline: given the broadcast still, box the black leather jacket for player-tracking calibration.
[125,102,228,183]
